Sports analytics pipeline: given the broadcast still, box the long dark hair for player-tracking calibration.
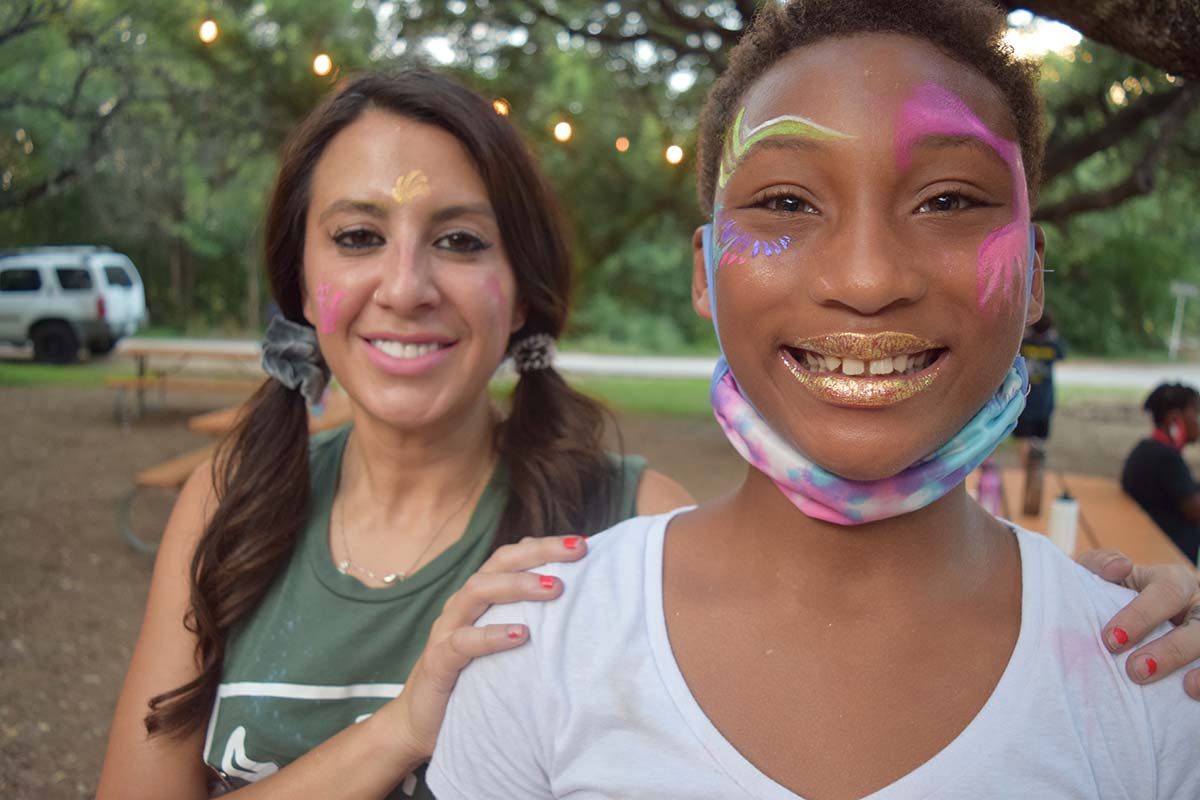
[145,70,621,737]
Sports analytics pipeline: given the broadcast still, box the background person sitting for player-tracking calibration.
[1121,382,1200,564]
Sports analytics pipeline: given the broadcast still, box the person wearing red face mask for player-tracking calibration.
[1122,382,1200,564]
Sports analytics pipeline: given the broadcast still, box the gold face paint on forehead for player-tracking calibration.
[718,107,852,188]
[391,169,431,207]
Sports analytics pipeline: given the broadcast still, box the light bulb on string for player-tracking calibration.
[553,121,573,142]
[665,145,684,165]
[615,137,630,153]
[199,19,218,44]
[313,53,333,76]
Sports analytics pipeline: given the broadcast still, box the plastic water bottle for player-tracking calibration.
[977,458,1003,516]
[1048,492,1079,554]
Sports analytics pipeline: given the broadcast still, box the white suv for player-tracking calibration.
[0,246,148,363]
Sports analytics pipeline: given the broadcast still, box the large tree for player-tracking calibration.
[442,1,1200,226]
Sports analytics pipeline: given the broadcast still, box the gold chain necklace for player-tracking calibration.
[335,464,488,585]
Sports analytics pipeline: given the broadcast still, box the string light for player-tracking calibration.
[313,53,333,76]
[665,145,684,165]
[615,136,630,152]
[199,19,218,44]
[493,98,510,116]
[553,121,573,142]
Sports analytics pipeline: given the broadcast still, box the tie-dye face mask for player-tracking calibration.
[700,223,1033,525]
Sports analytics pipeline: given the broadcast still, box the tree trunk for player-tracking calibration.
[1004,0,1200,79]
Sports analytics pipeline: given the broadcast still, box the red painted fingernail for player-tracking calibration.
[563,537,580,550]
[1111,627,1129,646]
[507,627,522,640]
[1144,657,1158,678]
[539,575,555,589]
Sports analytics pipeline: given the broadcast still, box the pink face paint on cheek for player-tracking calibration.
[895,83,1030,311]
[315,282,345,334]
[482,272,515,336]
[483,273,505,309]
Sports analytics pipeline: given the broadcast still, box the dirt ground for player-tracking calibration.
[1,383,1193,798]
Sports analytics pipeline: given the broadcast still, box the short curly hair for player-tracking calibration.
[696,0,1044,215]
[1144,382,1200,426]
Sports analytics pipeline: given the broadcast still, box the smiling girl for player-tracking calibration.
[429,3,1200,797]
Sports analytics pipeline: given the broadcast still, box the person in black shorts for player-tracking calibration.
[1121,383,1200,564]
[1013,310,1065,467]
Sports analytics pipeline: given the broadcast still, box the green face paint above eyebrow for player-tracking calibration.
[718,107,852,188]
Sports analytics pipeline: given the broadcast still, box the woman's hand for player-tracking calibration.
[1077,549,1200,699]
[383,534,588,762]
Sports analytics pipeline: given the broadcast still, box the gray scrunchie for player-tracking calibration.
[262,317,330,406]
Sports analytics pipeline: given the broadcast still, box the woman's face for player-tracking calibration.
[694,34,1044,481]
[302,109,524,430]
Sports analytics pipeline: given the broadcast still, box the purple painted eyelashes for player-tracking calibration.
[715,214,792,269]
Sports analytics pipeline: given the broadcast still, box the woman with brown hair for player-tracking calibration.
[96,70,690,799]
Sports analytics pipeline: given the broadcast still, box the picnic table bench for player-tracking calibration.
[120,390,354,553]
[118,444,216,553]
[107,375,266,423]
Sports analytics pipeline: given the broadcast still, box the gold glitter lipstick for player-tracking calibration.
[782,332,945,408]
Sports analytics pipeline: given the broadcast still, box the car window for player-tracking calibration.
[104,266,134,287]
[55,268,93,290]
[0,268,42,292]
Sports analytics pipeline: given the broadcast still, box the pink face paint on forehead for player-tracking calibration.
[895,83,1031,311]
[315,282,345,334]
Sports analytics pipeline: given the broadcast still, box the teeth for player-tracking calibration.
[841,358,865,376]
[797,350,937,376]
[372,340,443,359]
[869,358,894,375]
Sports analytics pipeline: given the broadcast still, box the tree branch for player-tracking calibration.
[1036,85,1200,224]
[999,0,1200,79]
[0,0,72,47]
[0,96,124,211]
[1043,87,1188,181]
[507,1,724,65]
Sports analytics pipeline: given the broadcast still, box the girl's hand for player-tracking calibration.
[385,534,587,761]
[1077,549,1200,699]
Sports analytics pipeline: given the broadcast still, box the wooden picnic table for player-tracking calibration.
[971,467,1194,568]
[112,337,264,418]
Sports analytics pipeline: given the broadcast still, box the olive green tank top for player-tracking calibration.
[203,424,645,798]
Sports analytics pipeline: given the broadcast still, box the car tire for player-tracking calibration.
[32,321,80,364]
[89,337,118,356]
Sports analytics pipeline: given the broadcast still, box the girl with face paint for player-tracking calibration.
[430,3,1200,798]
[97,71,693,800]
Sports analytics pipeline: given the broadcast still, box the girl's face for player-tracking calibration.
[303,110,524,430]
[694,34,1044,481]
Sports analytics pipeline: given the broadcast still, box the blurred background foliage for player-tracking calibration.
[2,0,1199,355]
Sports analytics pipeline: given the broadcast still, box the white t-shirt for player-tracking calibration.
[429,510,1199,799]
